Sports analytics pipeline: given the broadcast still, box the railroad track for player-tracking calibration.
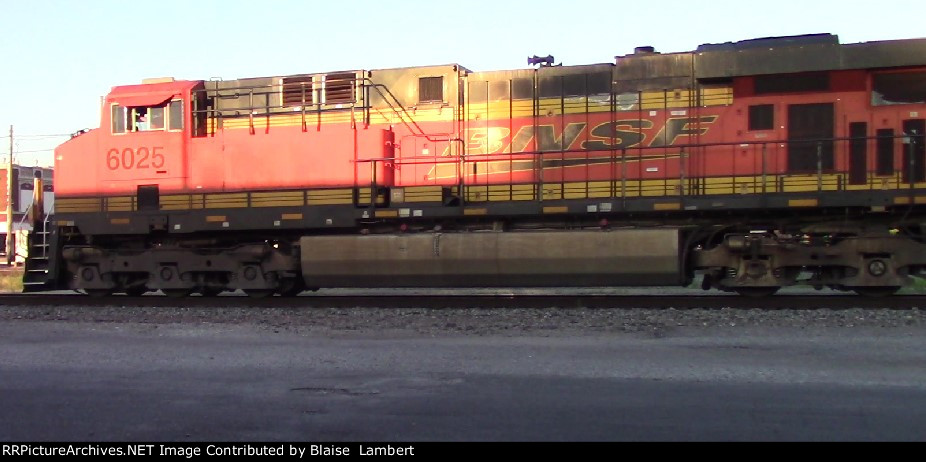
[0,293,924,310]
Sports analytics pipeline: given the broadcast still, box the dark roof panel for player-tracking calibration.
[842,39,926,69]
[614,34,926,81]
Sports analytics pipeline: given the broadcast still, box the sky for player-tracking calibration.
[1,0,925,167]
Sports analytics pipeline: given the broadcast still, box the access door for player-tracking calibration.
[788,103,834,174]
[902,119,926,184]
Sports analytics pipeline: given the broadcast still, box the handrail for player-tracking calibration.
[191,81,370,137]
[360,78,456,144]
[13,202,52,262]
[42,210,51,260]
[189,77,466,145]
[353,132,919,163]
[14,203,34,261]
[349,131,922,203]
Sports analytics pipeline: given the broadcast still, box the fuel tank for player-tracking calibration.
[300,229,682,288]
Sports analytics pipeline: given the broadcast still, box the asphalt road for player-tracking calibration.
[1,321,925,442]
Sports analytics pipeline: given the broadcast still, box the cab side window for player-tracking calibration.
[111,100,183,134]
[168,100,183,130]
[111,105,127,133]
[134,108,149,131]
[149,107,165,130]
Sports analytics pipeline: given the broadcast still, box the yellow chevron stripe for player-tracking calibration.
[55,198,102,213]
[251,191,305,207]
[307,188,355,205]
[105,196,135,212]
[205,193,248,209]
[789,199,819,207]
[654,202,682,211]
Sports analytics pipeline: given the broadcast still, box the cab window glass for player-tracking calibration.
[111,105,126,133]
[130,102,175,132]
[133,108,150,131]
[169,100,183,130]
[149,107,165,130]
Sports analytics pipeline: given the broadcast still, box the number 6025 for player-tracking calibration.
[106,147,165,170]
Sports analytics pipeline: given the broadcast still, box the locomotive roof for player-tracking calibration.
[614,34,926,81]
[110,35,926,96]
[107,80,200,107]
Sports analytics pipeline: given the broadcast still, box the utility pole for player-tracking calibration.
[6,125,13,266]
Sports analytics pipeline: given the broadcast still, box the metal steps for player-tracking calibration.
[22,227,52,292]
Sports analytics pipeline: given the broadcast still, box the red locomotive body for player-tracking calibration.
[27,34,926,297]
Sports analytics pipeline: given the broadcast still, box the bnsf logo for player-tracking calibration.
[106,147,166,170]
[459,116,719,155]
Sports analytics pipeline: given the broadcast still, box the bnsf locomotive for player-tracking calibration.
[22,33,926,297]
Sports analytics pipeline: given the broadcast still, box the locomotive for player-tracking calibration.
[22,33,926,297]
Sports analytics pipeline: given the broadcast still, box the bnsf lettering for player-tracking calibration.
[466,127,511,154]
[649,116,719,147]
[107,147,166,170]
[584,119,652,150]
[509,123,588,153]
[454,116,720,157]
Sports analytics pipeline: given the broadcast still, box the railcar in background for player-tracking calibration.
[22,33,926,297]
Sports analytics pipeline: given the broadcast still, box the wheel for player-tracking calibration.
[85,289,113,298]
[851,286,901,298]
[279,278,305,297]
[244,289,275,299]
[199,287,223,297]
[733,286,780,298]
[124,287,148,297]
[163,289,193,299]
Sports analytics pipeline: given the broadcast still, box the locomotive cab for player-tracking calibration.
[97,79,202,204]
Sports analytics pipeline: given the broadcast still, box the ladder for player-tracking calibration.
[21,214,53,292]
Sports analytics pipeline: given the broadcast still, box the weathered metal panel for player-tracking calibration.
[300,229,682,287]
[368,64,463,109]
[842,39,926,69]
[614,52,693,92]
[696,34,840,79]
[207,77,277,112]
[733,42,839,76]
[693,34,926,79]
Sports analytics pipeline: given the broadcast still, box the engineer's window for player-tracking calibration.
[128,102,179,132]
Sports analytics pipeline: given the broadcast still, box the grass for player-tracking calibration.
[900,277,926,295]
[0,267,24,293]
